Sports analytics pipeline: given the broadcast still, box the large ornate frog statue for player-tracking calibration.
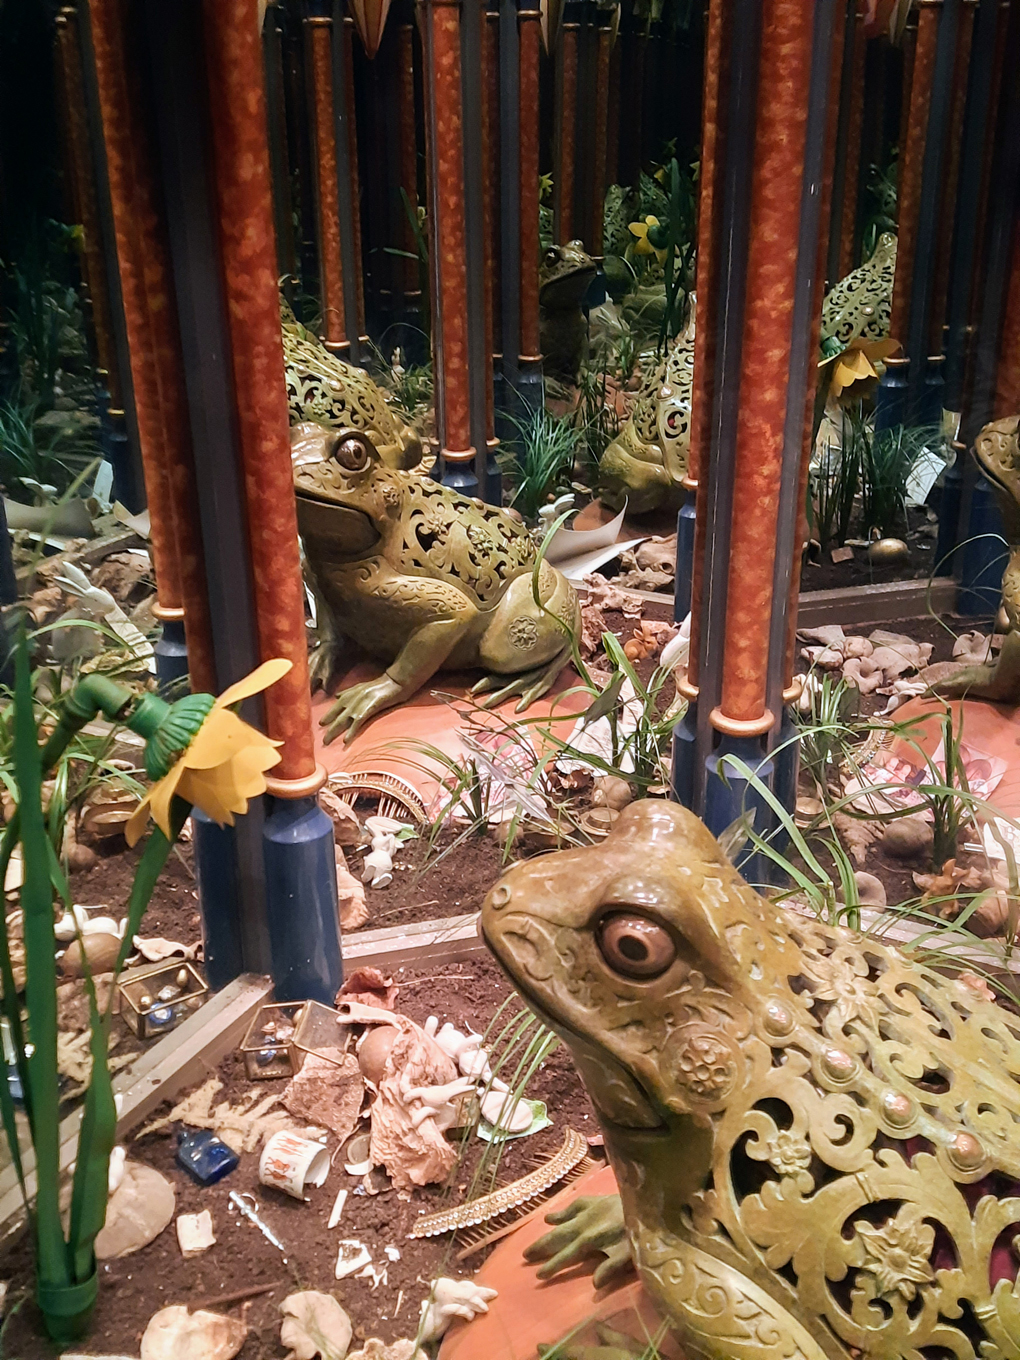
[281,304,423,469]
[295,430,580,741]
[939,414,1020,704]
[599,305,695,514]
[540,241,598,384]
[483,799,1020,1360]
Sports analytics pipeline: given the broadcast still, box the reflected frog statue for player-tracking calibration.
[483,800,1020,1360]
[598,304,695,515]
[295,430,580,742]
[281,302,423,469]
[819,231,897,353]
[540,241,598,384]
[938,414,1020,704]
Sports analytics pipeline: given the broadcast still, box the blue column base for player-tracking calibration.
[483,443,503,506]
[959,476,1009,616]
[192,809,246,991]
[440,459,481,498]
[874,359,909,431]
[674,492,696,622]
[515,357,544,416]
[770,706,800,871]
[704,734,774,885]
[154,617,189,696]
[933,452,964,575]
[670,699,698,811]
[263,795,342,1003]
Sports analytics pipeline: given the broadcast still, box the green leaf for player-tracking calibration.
[12,631,69,1289]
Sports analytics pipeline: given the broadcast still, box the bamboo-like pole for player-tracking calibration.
[397,15,422,320]
[86,0,215,693]
[202,0,321,789]
[306,12,349,352]
[836,4,866,280]
[553,15,579,243]
[590,13,612,256]
[517,0,542,390]
[890,0,939,350]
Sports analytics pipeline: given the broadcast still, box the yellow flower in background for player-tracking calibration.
[628,215,669,265]
[125,659,291,846]
[825,337,900,399]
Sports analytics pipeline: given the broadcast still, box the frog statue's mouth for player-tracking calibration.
[481,911,669,1136]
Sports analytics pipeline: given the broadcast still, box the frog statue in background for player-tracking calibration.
[483,799,1020,1360]
[819,230,897,352]
[281,302,423,468]
[938,414,1020,705]
[599,303,695,515]
[295,429,580,742]
[540,241,598,384]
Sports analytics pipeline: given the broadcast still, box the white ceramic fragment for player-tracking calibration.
[176,1209,216,1258]
[479,1089,533,1133]
[418,1278,498,1341]
[326,1186,348,1229]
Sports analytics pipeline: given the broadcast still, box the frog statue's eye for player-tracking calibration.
[598,912,676,979]
[332,432,373,472]
[544,248,560,268]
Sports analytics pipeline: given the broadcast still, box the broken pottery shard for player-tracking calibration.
[280,1290,352,1360]
[95,1163,175,1259]
[347,1342,426,1360]
[176,1209,215,1258]
[337,966,398,1010]
[283,1050,364,1142]
[140,1306,247,1360]
[797,624,845,647]
[335,1238,373,1279]
[334,1002,459,1190]
[319,787,363,845]
[336,847,369,931]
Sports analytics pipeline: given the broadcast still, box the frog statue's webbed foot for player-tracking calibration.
[320,673,405,745]
[537,1321,650,1360]
[934,631,1020,705]
[524,1194,633,1289]
[470,645,573,713]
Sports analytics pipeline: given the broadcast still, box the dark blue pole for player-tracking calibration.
[263,795,343,1003]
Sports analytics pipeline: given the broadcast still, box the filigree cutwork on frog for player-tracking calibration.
[763,1130,812,1179]
[798,945,883,1032]
[819,233,897,349]
[851,1205,935,1302]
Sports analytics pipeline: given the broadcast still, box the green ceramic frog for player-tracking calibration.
[484,799,1020,1360]
[599,305,694,514]
[819,231,897,352]
[282,305,423,470]
[540,241,598,384]
[295,430,580,741]
[939,414,1020,703]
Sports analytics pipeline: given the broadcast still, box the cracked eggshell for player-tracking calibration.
[140,1307,247,1360]
[279,1291,352,1360]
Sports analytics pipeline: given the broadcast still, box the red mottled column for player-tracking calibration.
[681,0,727,696]
[422,0,474,462]
[485,0,502,361]
[397,17,421,313]
[890,0,939,351]
[479,4,497,448]
[87,0,216,694]
[56,7,119,406]
[518,2,543,368]
[202,0,321,790]
[837,4,866,281]
[306,13,348,353]
[714,0,813,733]
[554,18,579,243]
[590,15,612,255]
[342,17,368,339]
[995,219,1020,419]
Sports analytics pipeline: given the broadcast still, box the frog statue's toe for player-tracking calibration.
[537,1321,650,1359]
[525,1195,632,1288]
[319,674,404,744]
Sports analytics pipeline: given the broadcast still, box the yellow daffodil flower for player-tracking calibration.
[628,215,669,265]
[125,659,291,846]
[824,337,900,399]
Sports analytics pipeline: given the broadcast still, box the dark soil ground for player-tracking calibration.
[0,957,599,1359]
[798,506,943,592]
